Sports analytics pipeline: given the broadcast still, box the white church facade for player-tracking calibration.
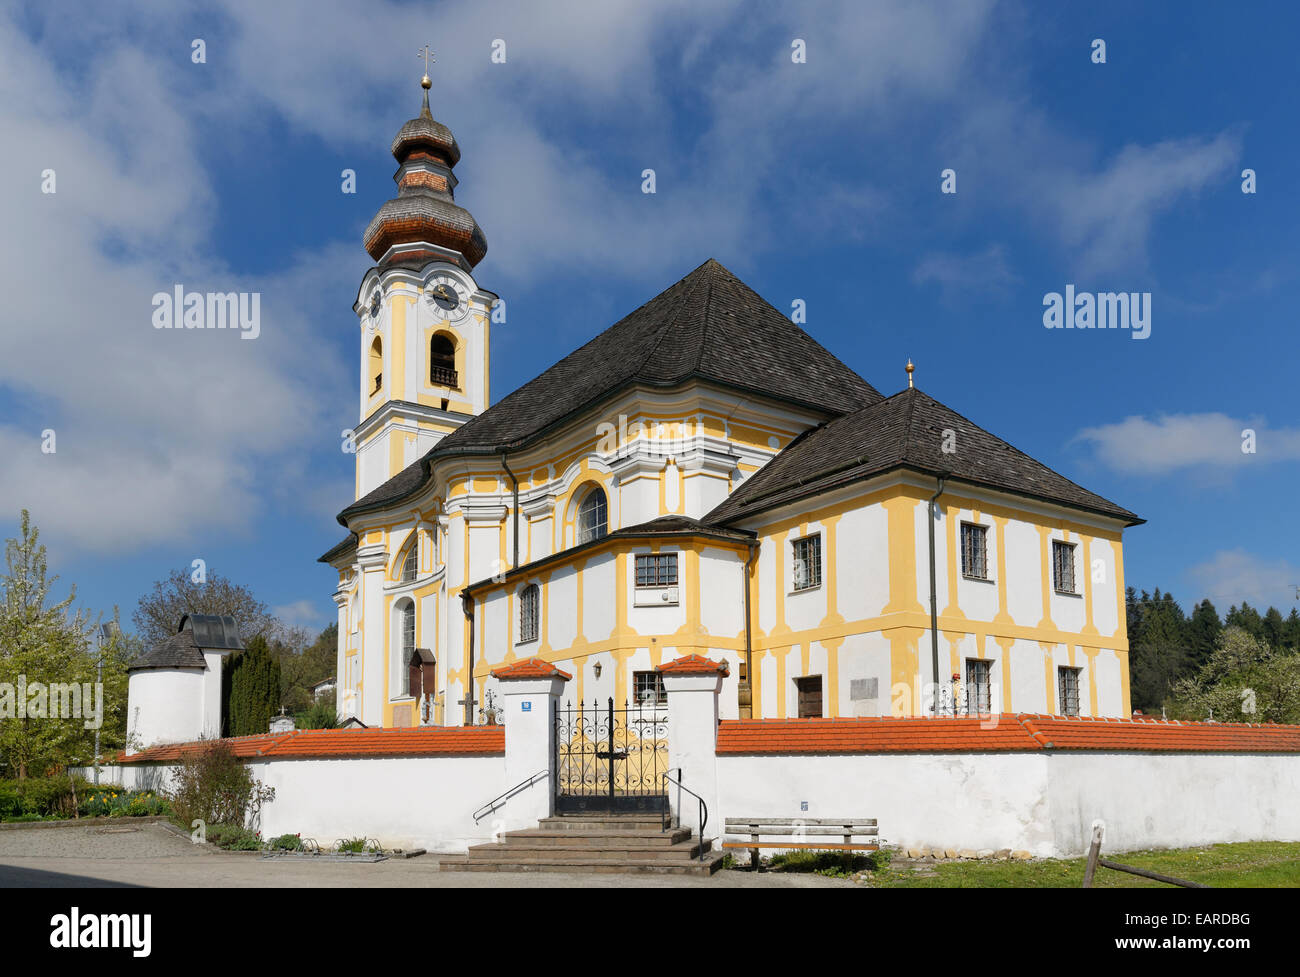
[320,80,1143,732]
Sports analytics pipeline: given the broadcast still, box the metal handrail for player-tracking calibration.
[661,769,709,861]
[473,768,548,822]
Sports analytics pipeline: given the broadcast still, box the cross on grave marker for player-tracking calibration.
[458,693,477,725]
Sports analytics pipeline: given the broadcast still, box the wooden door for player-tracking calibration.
[796,675,823,718]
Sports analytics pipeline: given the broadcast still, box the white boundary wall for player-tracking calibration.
[716,751,1300,857]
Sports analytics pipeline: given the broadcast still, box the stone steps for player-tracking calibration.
[439,814,724,876]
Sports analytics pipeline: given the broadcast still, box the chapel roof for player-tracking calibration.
[128,614,244,672]
[330,258,881,530]
[705,386,1142,526]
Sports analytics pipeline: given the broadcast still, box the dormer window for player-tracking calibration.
[577,487,608,544]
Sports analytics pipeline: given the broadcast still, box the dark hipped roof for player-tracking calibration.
[706,387,1142,526]
[333,259,880,529]
[128,615,245,672]
[463,515,755,593]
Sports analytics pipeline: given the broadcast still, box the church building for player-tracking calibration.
[320,79,1143,731]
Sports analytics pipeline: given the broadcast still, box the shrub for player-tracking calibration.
[268,833,303,851]
[167,740,273,829]
[206,823,263,850]
[337,837,367,853]
[0,776,88,819]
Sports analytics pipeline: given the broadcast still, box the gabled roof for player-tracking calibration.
[706,386,1142,526]
[334,259,880,527]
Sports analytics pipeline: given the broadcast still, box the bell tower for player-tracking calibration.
[353,56,496,499]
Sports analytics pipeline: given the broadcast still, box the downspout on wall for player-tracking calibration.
[740,539,759,719]
[460,591,475,726]
[928,473,948,717]
[500,452,519,569]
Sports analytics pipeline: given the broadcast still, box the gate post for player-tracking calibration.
[490,658,572,830]
[658,655,726,842]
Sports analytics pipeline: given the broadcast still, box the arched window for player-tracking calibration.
[519,584,539,644]
[430,334,457,387]
[401,540,418,582]
[397,600,415,696]
[577,486,608,544]
[369,337,383,395]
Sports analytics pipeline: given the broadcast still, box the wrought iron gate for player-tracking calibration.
[553,697,668,813]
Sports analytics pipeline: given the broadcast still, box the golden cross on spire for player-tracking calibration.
[419,44,435,88]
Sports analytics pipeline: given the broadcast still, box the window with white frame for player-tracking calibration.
[965,658,992,715]
[577,487,608,544]
[397,600,415,696]
[792,534,821,591]
[401,539,418,582]
[635,553,678,588]
[633,671,666,705]
[1052,540,1077,594]
[961,522,988,579]
[519,584,539,644]
[1058,666,1082,716]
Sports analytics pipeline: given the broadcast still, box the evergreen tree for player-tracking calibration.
[1284,608,1300,653]
[226,636,282,737]
[1225,602,1266,643]
[1263,606,1286,652]
[1186,599,1222,672]
[1129,588,1190,712]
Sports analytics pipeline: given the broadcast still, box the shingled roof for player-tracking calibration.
[128,614,245,672]
[706,386,1141,525]
[333,259,880,528]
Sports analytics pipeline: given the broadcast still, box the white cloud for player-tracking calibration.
[913,245,1017,294]
[273,599,332,631]
[1073,413,1300,476]
[1187,550,1300,612]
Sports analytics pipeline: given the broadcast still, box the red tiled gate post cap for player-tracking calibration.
[490,658,572,681]
[656,654,729,677]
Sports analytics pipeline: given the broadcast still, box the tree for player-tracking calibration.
[133,567,275,651]
[1185,599,1222,672]
[1171,626,1300,724]
[1224,602,1266,643]
[276,624,337,713]
[226,636,282,737]
[0,511,96,778]
[1128,588,1190,712]
[1284,609,1300,654]
[1262,606,1286,653]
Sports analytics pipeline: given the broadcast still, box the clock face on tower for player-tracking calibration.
[425,273,470,321]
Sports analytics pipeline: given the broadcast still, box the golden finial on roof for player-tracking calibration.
[906,358,915,388]
[419,44,435,89]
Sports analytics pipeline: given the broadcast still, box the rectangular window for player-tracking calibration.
[519,585,539,644]
[635,553,678,588]
[1058,667,1082,717]
[961,522,988,579]
[633,671,666,706]
[796,675,823,718]
[792,535,822,591]
[1052,540,1077,594]
[965,659,992,715]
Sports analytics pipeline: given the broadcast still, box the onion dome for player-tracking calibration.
[364,80,487,268]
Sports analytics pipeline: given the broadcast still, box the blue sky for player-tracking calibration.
[2,0,1297,638]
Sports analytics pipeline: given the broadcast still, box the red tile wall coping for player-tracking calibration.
[716,714,1300,755]
[118,726,505,764]
[656,654,730,676]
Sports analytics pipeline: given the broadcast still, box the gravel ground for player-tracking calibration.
[0,822,852,888]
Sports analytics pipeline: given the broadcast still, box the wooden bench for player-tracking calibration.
[722,818,879,870]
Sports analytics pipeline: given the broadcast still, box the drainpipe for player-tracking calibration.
[460,591,475,726]
[740,539,759,719]
[500,452,519,569]
[927,474,949,717]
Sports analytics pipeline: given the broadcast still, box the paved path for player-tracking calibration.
[0,822,851,888]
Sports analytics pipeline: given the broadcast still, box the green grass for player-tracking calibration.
[868,842,1300,888]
